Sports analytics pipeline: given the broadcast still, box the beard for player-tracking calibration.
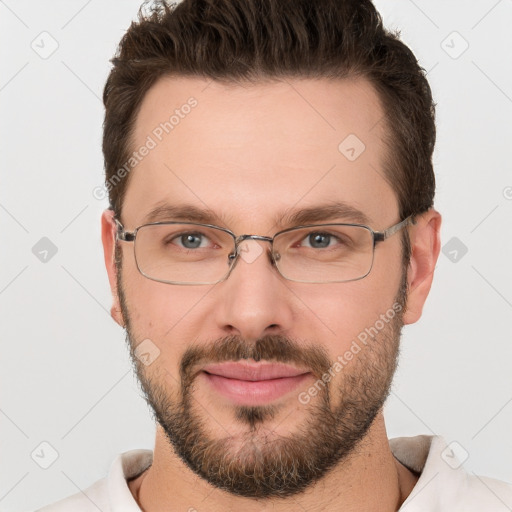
[116,246,408,499]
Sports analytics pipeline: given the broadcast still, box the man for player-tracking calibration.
[37,0,512,510]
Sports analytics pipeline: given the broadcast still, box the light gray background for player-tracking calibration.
[1,1,511,511]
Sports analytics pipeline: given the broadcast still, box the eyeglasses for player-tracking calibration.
[114,215,416,285]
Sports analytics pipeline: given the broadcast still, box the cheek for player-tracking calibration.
[293,285,368,339]
[289,275,400,351]
[121,247,206,331]
[123,269,218,353]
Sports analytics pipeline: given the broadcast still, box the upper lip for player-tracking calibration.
[202,361,309,381]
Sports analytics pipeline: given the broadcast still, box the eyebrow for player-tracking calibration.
[281,202,371,227]
[140,201,372,229]
[142,203,223,225]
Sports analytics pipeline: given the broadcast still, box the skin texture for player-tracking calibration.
[101,76,441,511]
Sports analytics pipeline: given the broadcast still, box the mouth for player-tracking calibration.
[200,361,312,405]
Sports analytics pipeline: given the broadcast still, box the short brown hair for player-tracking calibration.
[103,0,436,266]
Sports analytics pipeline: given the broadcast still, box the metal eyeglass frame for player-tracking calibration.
[114,214,416,285]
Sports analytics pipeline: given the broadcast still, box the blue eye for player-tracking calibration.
[180,234,203,248]
[299,232,342,249]
[307,233,332,248]
[168,232,210,249]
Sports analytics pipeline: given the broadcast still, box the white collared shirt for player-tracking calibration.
[33,435,512,511]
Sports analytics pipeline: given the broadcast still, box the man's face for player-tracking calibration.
[109,77,410,498]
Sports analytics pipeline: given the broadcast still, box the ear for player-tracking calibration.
[101,209,125,327]
[402,208,442,325]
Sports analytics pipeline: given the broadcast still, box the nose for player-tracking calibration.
[214,239,294,341]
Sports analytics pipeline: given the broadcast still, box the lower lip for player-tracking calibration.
[201,371,311,406]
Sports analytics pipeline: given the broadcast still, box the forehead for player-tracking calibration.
[124,76,398,231]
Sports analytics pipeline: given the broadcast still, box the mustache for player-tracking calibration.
[180,334,332,385]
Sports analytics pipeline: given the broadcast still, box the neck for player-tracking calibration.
[129,414,419,511]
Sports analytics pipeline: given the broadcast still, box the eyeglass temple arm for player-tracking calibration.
[373,215,416,244]
[113,217,135,242]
